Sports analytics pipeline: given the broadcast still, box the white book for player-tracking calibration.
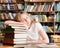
[14,34,28,38]
[12,26,26,29]
[13,39,26,42]
[14,32,27,34]
[7,4,10,10]
[14,41,26,44]
[14,29,27,32]
[9,13,14,19]
[14,31,27,32]
[51,3,55,11]
[17,4,24,10]
[26,5,30,12]
[9,23,26,27]
[15,29,27,31]
[13,13,16,18]
[29,5,34,12]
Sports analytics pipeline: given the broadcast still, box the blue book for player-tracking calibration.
[58,26,60,32]
[2,5,7,10]
[10,4,14,10]
[8,0,12,3]
[57,2,60,11]
[0,22,4,29]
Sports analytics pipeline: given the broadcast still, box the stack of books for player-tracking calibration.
[1,22,28,45]
[9,23,28,44]
[1,26,14,44]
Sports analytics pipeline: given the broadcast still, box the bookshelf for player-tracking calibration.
[0,0,24,44]
[24,0,60,43]
[0,0,60,43]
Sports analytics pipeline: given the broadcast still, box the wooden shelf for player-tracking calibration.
[55,22,60,24]
[0,10,23,13]
[54,0,60,2]
[25,1,54,3]
[55,32,60,34]
[40,22,54,24]
[55,11,60,12]
[0,3,16,4]
[47,32,54,35]
[27,11,54,13]
[26,11,54,14]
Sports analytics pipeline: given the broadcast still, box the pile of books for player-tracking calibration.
[10,23,28,44]
[1,26,14,44]
[1,22,28,45]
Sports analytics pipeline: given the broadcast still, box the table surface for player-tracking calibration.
[0,43,60,48]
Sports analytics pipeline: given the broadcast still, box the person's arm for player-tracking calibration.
[37,28,49,44]
[27,23,49,44]
[27,29,49,44]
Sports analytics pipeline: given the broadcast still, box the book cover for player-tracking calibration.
[9,13,14,19]
[12,0,16,3]
[1,0,4,3]
[57,2,60,11]
[8,0,12,3]
[13,38,26,42]
[14,34,28,38]
[2,4,7,10]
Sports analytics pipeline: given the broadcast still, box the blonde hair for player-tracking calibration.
[14,13,21,22]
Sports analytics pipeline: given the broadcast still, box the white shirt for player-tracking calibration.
[28,22,43,41]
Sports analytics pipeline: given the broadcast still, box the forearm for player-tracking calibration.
[27,39,49,44]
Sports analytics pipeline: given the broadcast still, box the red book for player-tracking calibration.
[2,40,14,44]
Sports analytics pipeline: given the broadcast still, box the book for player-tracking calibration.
[1,13,5,20]
[43,26,51,32]
[58,25,60,31]
[9,13,14,19]
[17,4,24,10]
[13,38,26,42]
[2,4,7,10]
[0,4,2,10]
[56,12,60,22]
[42,15,47,22]
[8,0,12,3]
[57,2,60,11]
[5,0,8,3]
[1,0,4,3]
[12,0,16,3]
[14,41,26,44]
[9,4,15,10]
[14,34,28,39]
[0,14,2,20]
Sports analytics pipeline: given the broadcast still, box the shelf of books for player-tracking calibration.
[24,0,54,2]
[54,0,60,43]
[24,0,60,43]
[0,0,24,44]
[0,0,60,44]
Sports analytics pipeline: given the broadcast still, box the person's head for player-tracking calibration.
[14,13,31,26]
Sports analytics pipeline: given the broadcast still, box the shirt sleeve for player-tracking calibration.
[36,23,43,32]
